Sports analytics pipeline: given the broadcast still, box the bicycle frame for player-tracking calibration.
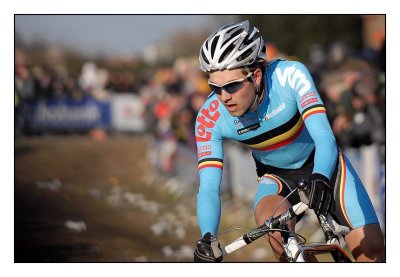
[301,243,352,262]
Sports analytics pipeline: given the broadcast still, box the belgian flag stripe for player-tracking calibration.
[338,152,355,229]
[239,112,301,145]
[256,123,305,151]
[264,174,283,194]
[301,105,326,121]
[246,117,304,150]
[197,157,223,165]
[301,104,325,115]
[198,158,223,171]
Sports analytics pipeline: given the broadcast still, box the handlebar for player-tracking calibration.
[221,180,349,256]
[221,201,308,256]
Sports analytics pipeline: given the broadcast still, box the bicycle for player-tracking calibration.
[220,180,353,262]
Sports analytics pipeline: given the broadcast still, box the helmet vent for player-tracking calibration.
[210,36,219,57]
[229,29,243,39]
[218,44,235,63]
[237,47,255,62]
[201,50,210,65]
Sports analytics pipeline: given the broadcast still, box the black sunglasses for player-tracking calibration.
[208,72,253,95]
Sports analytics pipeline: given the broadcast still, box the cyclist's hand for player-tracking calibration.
[193,232,223,262]
[308,174,334,216]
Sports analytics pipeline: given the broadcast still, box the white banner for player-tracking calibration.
[110,93,146,132]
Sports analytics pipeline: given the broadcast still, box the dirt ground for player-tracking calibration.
[15,134,352,263]
[15,135,192,262]
[14,134,270,262]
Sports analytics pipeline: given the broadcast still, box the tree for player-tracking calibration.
[238,15,363,61]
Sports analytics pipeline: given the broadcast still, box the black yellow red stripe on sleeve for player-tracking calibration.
[198,158,223,171]
[301,104,326,121]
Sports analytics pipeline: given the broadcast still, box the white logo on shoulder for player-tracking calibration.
[276,65,311,96]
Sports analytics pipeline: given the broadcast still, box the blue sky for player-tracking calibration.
[15,15,223,57]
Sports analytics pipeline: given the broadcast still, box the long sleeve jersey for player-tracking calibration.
[195,59,338,236]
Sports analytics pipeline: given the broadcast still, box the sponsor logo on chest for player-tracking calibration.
[233,115,260,135]
[237,123,261,135]
[263,103,286,121]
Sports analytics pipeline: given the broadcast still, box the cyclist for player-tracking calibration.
[193,20,385,262]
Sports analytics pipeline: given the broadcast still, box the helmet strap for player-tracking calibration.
[256,85,261,95]
[240,66,263,115]
[249,93,260,113]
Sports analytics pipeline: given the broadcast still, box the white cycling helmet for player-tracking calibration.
[199,20,266,72]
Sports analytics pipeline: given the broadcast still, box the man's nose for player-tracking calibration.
[220,89,232,102]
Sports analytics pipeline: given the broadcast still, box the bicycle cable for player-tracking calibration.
[267,187,306,262]
[216,227,245,238]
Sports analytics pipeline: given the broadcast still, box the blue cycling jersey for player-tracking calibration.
[195,59,339,236]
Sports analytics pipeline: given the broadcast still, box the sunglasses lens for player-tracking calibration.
[209,84,221,94]
[224,81,244,94]
[209,76,248,95]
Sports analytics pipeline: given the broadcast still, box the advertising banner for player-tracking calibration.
[25,97,111,132]
[110,93,146,132]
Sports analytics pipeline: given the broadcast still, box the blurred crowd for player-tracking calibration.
[15,47,210,145]
[306,41,386,229]
[15,38,386,229]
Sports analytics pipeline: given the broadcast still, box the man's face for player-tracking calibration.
[209,68,256,117]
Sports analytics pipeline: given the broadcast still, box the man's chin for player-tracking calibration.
[228,110,243,117]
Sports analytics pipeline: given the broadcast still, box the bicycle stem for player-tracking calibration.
[268,202,309,228]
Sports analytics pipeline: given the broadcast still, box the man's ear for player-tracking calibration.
[254,68,263,86]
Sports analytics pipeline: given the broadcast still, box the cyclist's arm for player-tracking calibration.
[195,99,224,236]
[284,61,338,179]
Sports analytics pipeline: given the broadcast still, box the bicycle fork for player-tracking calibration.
[284,236,306,262]
[282,225,306,262]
